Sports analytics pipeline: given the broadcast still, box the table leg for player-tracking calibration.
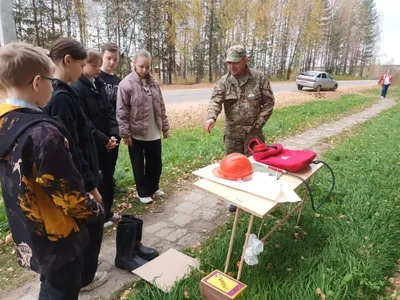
[297,180,310,225]
[237,215,255,281]
[280,205,287,217]
[261,201,302,243]
[257,215,266,239]
[224,208,240,274]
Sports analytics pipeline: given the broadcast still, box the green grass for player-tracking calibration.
[115,93,378,190]
[0,196,6,238]
[0,244,35,292]
[127,92,400,299]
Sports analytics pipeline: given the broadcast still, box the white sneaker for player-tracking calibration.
[139,196,153,204]
[153,189,165,198]
[110,212,121,221]
[80,271,108,292]
[104,221,113,228]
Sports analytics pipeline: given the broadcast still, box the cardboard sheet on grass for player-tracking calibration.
[193,162,301,203]
[133,248,199,293]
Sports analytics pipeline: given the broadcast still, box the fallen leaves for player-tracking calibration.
[235,261,241,269]
[117,201,132,210]
[294,228,308,241]
[4,234,13,245]
[166,103,209,130]
[316,288,326,300]
[120,289,130,300]
[189,242,202,254]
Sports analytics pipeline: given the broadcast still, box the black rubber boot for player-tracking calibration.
[115,222,148,272]
[121,215,160,261]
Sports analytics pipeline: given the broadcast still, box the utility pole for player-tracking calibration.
[0,0,18,46]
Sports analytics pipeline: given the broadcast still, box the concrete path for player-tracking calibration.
[2,97,396,300]
[283,98,396,154]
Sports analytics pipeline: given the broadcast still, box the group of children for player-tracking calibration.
[0,36,169,299]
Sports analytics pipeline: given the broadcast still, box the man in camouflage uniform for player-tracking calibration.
[204,45,275,211]
[205,45,275,156]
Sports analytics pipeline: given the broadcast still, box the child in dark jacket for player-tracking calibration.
[0,42,102,300]
[43,37,107,292]
[71,49,120,224]
[99,42,126,195]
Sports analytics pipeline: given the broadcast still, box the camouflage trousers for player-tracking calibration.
[224,129,265,157]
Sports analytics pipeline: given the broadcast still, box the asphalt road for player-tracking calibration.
[162,80,377,105]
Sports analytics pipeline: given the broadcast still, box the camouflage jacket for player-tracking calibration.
[0,104,103,274]
[207,67,275,138]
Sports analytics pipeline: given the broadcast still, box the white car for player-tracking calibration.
[296,71,338,92]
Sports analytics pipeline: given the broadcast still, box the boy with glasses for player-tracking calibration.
[0,42,102,299]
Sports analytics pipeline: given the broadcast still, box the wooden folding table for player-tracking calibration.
[193,162,324,281]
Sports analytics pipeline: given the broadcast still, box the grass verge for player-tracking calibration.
[126,92,400,299]
[0,200,7,237]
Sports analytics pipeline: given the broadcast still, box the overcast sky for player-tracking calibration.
[375,0,400,64]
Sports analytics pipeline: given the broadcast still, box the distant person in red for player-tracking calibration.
[378,70,393,99]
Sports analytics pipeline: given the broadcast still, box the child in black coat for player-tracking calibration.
[71,49,120,225]
[43,37,108,293]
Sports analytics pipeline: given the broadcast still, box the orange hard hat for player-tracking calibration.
[213,153,254,180]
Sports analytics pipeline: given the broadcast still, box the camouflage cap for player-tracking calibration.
[225,45,246,63]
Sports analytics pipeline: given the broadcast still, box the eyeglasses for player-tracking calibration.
[27,75,58,86]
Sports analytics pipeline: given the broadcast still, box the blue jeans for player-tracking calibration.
[381,84,390,98]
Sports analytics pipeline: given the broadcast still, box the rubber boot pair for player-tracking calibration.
[115,215,159,272]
